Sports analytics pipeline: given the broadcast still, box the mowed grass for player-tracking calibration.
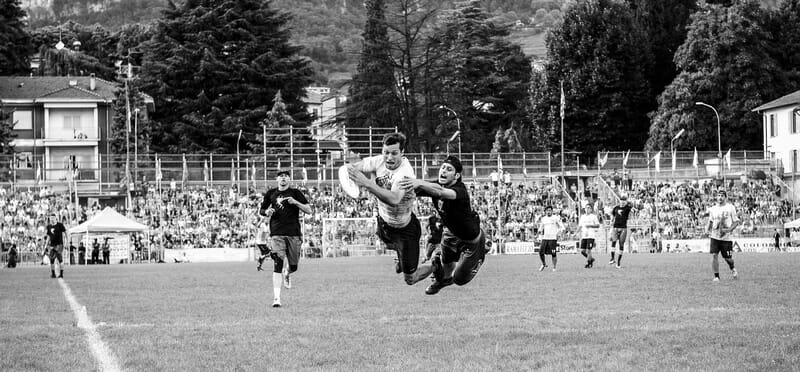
[2,253,800,371]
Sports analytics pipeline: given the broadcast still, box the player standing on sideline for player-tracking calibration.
[578,204,601,268]
[400,156,488,295]
[255,218,271,271]
[347,132,435,286]
[45,215,67,278]
[537,205,563,272]
[259,169,312,308]
[705,189,739,281]
[609,194,634,268]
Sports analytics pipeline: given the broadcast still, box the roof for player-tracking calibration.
[0,76,119,102]
[752,89,800,112]
[302,90,322,105]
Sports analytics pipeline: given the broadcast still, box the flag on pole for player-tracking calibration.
[251,161,256,183]
[155,155,163,182]
[472,153,477,178]
[622,150,631,167]
[301,165,307,184]
[421,153,427,179]
[692,148,699,169]
[497,155,504,171]
[599,152,608,168]
[35,160,42,184]
[182,154,188,187]
[230,158,235,187]
[671,149,677,171]
[203,159,209,182]
[560,81,565,120]
[653,151,662,173]
[724,149,732,170]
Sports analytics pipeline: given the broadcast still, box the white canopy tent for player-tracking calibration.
[784,217,800,229]
[68,207,150,264]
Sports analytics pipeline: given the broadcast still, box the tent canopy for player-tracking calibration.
[785,218,800,229]
[68,207,148,234]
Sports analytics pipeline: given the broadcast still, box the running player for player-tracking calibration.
[578,204,601,268]
[537,205,563,272]
[259,168,312,308]
[705,189,739,281]
[399,156,488,295]
[347,132,434,286]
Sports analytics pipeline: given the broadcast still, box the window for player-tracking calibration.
[770,114,776,137]
[14,152,32,169]
[12,110,32,130]
[793,109,799,134]
[794,150,798,173]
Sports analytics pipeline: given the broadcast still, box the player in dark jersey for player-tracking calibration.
[424,214,443,261]
[259,168,312,308]
[45,215,67,278]
[609,194,634,268]
[400,156,488,295]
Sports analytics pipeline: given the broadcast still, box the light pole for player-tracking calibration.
[695,102,721,159]
[446,130,461,156]
[437,105,461,158]
[134,108,139,184]
[670,128,685,178]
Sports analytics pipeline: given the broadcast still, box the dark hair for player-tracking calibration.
[442,156,463,174]
[382,132,406,151]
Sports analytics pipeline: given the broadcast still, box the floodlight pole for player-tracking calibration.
[438,105,461,158]
[696,102,722,179]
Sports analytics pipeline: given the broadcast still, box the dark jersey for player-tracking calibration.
[612,204,633,228]
[417,179,481,241]
[46,223,66,246]
[260,187,308,236]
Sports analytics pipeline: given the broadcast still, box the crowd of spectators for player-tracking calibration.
[1,171,798,264]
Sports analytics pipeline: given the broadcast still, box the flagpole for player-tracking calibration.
[560,80,566,194]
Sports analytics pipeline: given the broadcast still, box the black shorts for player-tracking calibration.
[440,228,486,286]
[580,239,595,250]
[540,239,558,255]
[376,214,421,275]
[709,238,733,258]
[49,245,64,263]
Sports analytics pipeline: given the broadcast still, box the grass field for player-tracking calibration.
[2,252,800,371]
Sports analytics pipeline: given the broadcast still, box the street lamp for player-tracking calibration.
[134,108,140,184]
[695,102,721,159]
[437,105,462,158]
[670,128,685,178]
[446,130,461,156]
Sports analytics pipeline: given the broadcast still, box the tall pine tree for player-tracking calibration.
[347,0,402,131]
[0,0,33,75]
[138,0,313,154]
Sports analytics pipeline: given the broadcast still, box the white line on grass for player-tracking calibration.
[58,279,123,372]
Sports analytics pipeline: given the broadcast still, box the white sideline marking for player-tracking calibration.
[58,279,123,372]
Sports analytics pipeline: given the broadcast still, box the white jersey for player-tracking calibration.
[539,215,562,240]
[578,213,600,240]
[707,202,738,241]
[359,155,416,228]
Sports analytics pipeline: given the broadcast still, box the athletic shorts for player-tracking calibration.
[376,214,421,275]
[440,228,486,286]
[580,238,595,250]
[270,236,302,266]
[709,238,733,259]
[49,244,64,263]
[611,228,627,243]
[540,239,558,255]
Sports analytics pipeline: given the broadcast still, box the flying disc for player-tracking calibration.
[338,165,361,199]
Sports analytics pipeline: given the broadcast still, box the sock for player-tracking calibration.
[611,252,616,261]
[272,272,282,300]
[51,270,55,276]
[617,254,622,266]
[539,252,546,266]
[714,272,720,278]
[60,270,63,277]
[581,250,587,257]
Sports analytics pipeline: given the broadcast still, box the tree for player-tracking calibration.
[29,22,118,79]
[428,0,531,153]
[645,1,784,152]
[346,0,402,132]
[0,0,33,75]
[137,0,314,154]
[532,0,652,156]
[0,107,15,155]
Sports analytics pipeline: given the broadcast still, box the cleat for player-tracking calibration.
[589,258,595,267]
[257,256,265,271]
[552,267,556,272]
[584,263,590,269]
[51,273,56,278]
[394,258,402,274]
[712,277,720,282]
[272,298,281,308]
[538,264,547,272]
[615,265,621,269]
[732,269,738,280]
[425,277,453,295]
[608,260,615,265]
[282,268,292,289]
[431,255,444,281]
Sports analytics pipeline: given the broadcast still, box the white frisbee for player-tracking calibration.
[338,165,361,199]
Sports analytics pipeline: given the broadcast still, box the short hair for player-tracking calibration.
[382,132,406,151]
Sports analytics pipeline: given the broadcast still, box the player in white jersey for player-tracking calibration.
[347,132,435,286]
[705,189,739,281]
[537,205,564,271]
[578,204,601,268]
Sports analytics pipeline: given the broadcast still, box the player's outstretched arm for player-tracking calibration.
[399,178,457,200]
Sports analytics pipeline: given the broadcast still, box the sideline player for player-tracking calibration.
[259,168,312,308]
[609,194,634,268]
[347,132,435,286]
[400,156,488,295]
[45,215,67,278]
[578,204,601,268]
[705,189,739,281]
[537,205,563,272]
